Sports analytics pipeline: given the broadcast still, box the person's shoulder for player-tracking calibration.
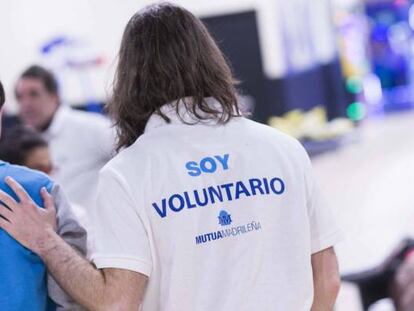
[63,107,111,128]
[99,133,159,182]
[236,117,306,155]
[0,163,53,190]
[102,139,148,169]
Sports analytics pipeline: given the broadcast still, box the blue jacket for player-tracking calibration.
[0,161,54,311]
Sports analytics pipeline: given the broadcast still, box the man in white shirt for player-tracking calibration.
[15,65,114,208]
[0,3,342,310]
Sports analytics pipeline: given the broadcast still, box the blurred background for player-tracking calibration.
[1,0,414,310]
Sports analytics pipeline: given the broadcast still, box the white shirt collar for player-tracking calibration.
[42,106,69,140]
[144,97,237,133]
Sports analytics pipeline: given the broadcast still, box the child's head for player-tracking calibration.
[0,126,53,175]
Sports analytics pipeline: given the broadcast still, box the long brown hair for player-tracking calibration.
[108,2,240,151]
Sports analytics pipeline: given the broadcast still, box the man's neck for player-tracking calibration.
[39,116,55,132]
[39,106,60,133]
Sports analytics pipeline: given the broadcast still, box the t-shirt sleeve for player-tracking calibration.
[48,184,88,311]
[53,184,88,255]
[301,147,343,254]
[89,167,152,277]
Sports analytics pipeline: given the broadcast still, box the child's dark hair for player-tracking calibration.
[0,126,48,165]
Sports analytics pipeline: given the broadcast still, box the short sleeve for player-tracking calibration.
[48,184,87,311]
[301,148,343,254]
[89,168,152,277]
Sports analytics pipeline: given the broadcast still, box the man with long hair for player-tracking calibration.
[0,3,342,310]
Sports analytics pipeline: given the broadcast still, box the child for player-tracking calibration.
[0,80,86,310]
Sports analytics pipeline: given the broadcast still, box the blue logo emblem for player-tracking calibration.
[218,210,232,226]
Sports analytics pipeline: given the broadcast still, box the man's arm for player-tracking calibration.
[40,231,147,311]
[311,247,341,311]
[0,177,147,311]
[48,183,89,310]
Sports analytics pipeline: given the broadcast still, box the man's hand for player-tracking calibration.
[0,176,57,254]
[0,177,147,310]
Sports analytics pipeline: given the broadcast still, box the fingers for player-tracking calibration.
[0,203,14,222]
[5,177,31,203]
[41,187,55,212]
[0,216,12,232]
[0,189,18,211]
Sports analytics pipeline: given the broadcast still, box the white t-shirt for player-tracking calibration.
[90,98,342,311]
[43,107,115,208]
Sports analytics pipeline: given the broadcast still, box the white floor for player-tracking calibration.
[311,111,414,311]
